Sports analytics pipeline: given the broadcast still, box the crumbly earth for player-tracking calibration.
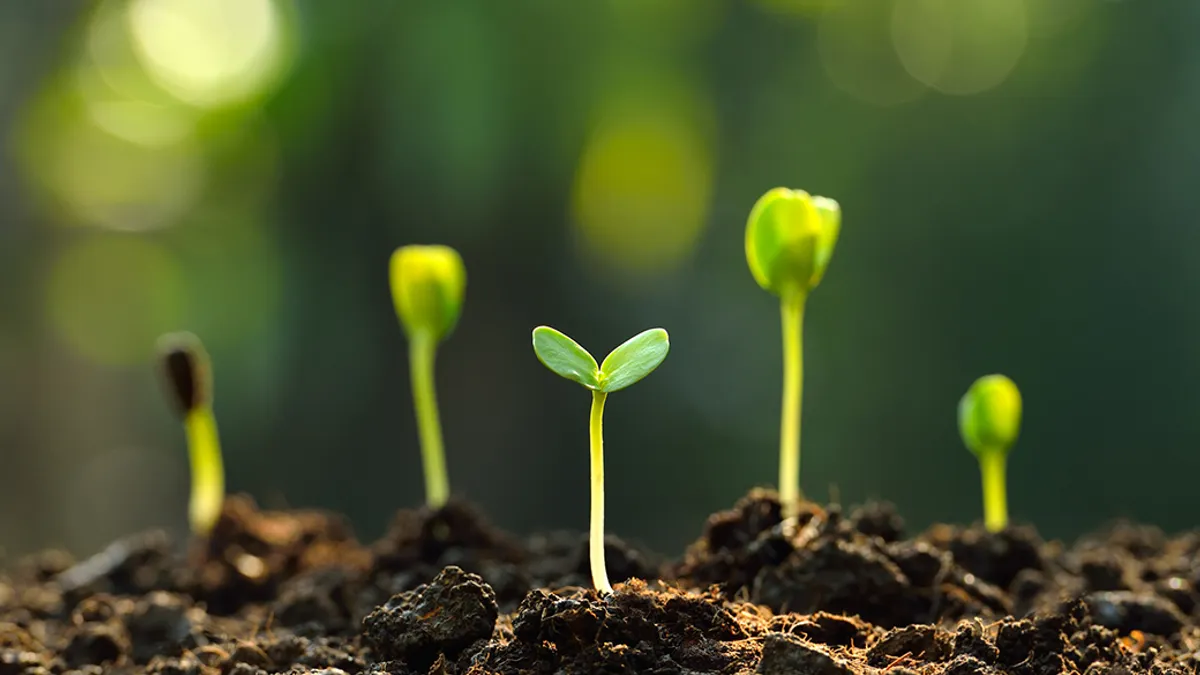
[2,490,1199,674]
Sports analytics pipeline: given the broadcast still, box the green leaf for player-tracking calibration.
[532,326,600,390]
[598,328,670,393]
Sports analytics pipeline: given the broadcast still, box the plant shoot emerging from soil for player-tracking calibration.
[532,326,670,593]
[390,245,467,509]
[744,188,841,520]
[156,331,224,537]
[958,374,1023,532]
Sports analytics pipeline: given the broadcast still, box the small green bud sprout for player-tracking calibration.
[156,332,224,537]
[958,374,1023,533]
[390,245,467,509]
[744,188,841,520]
[532,326,670,594]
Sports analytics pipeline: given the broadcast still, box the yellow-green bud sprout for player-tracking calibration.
[745,188,840,299]
[391,245,467,343]
[958,374,1023,533]
[744,188,841,520]
[532,326,670,594]
[156,332,224,537]
[389,245,466,509]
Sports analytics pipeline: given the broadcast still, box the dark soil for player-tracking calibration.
[4,489,1200,674]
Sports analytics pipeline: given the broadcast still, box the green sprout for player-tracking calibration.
[390,244,466,509]
[532,326,670,594]
[156,332,224,537]
[958,374,1023,533]
[744,187,841,520]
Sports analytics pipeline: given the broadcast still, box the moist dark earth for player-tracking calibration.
[4,490,1200,674]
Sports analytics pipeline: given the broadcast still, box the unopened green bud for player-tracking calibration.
[745,188,841,298]
[958,374,1022,456]
[390,245,466,342]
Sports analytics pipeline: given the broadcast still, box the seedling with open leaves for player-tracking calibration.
[532,326,670,593]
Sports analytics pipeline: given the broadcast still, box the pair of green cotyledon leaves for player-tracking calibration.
[533,326,669,393]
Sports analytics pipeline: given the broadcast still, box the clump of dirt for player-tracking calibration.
[672,489,1010,626]
[188,494,373,615]
[363,566,498,671]
[367,497,657,613]
[4,489,1200,674]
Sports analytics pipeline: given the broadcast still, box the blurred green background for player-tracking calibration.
[2,0,1197,560]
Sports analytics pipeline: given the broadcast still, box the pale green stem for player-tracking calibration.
[779,292,806,520]
[589,390,613,594]
[410,331,449,508]
[184,407,225,537]
[979,450,1009,532]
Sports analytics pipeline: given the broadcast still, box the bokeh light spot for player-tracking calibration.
[754,0,844,16]
[77,66,196,147]
[892,0,1028,95]
[571,81,714,278]
[127,0,287,108]
[818,0,928,106]
[29,109,203,231]
[1025,0,1090,38]
[79,1,197,147]
[47,235,185,365]
[609,0,724,42]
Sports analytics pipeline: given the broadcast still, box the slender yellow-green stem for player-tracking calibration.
[184,407,224,536]
[779,291,806,519]
[979,450,1009,532]
[589,390,612,594]
[410,331,449,509]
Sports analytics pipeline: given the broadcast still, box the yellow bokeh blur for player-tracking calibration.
[817,1,928,106]
[17,88,204,232]
[127,0,289,109]
[753,0,844,16]
[1024,0,1091,38]
[80,0,198,147]
[609,0,724,37]
[891,0,1028,95]
[47,235,185,365]
[79,79,197,148]
[571,76,714,279]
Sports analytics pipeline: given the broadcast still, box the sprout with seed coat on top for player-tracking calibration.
[156,332,224,537]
